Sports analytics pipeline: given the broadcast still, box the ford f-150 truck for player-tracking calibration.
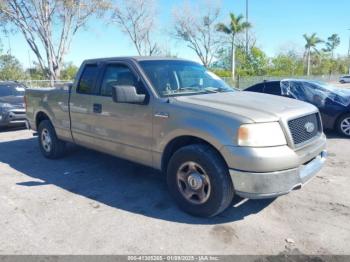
[26,57,327,217]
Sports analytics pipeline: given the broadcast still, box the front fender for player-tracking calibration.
[157,117,235,153]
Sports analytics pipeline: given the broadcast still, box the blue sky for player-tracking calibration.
[2,0,350,68]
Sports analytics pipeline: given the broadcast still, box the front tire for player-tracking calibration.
[167,144,234,217]
[38,120,66,158]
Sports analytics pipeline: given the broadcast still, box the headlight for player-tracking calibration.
[238,122,287,147]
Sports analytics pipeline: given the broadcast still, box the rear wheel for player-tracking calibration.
[340,80,345,84]
[337,114,350,137]
[38,120,66,158]
[167,144,234,217]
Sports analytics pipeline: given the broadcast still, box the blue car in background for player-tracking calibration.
[245,79,350,137]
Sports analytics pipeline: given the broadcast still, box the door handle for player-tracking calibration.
[93,103,102,113]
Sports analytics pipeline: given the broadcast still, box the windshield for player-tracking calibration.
[139,60,234,97]
[0,84,25,97]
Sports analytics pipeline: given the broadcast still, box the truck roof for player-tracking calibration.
[82,56,195,64]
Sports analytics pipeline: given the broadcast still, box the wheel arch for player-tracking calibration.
[161,135,228,173]
[35,111,52,129]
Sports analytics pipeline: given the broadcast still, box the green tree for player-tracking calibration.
[211,47,231,71]
[0,54,25,80]
[323,34,340,59]
[211,46,268,77]
[216,13,251,80]
[61,63,78,80]
[25,62,77,81]
[269,51,304,76]
[0,43,25,80]
[303,33,323,76]
[26,66,47,80]
[312,54,333,75]
[236,46,268,76]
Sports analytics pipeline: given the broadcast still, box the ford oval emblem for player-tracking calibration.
[304,122,315,133]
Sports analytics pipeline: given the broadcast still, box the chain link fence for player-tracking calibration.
[18,80,72,88]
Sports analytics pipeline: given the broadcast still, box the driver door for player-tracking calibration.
[89,62,153,166]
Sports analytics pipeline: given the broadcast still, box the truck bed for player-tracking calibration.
[25,86,73,141]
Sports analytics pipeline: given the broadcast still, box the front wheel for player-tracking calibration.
[38,120,66,159]
[337,114,350,137]
[167,144,234,217]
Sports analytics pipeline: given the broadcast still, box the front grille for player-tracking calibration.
[288,113,320,146]
[11,111,25,115]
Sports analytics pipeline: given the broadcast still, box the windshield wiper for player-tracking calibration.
[178,87,199,92]
[163,86,228,97]
[203,88,219,93]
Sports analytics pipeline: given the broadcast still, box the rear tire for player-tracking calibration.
[340,80,345,84]
[167,144,234,217]
[336,113,350,137]
[38,120,66,159]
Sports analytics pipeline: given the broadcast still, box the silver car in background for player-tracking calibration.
[0,81,26,129]
[340,75,350,84]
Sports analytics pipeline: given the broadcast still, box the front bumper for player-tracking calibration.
[229,150,327,199]
[0,109,26,127]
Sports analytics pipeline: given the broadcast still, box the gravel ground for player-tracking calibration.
[0,128,349,255]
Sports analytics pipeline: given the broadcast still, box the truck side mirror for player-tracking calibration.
[112,85,146,104]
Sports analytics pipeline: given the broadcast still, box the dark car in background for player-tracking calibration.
[0,81,27,129]
[245,79,350,137]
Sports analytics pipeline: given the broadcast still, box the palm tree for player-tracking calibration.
[216,13,251,80]
[323,34,340,59]
[303,33,323,76]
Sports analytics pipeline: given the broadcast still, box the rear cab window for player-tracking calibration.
[77,64,99,94]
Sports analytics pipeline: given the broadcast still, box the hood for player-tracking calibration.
[0,95,25,108]
[174,91,317,123]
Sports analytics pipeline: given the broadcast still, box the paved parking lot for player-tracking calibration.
[0,128,349,255]
[329,82,350,88]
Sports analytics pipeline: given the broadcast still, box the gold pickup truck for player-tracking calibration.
[26,57,327,217]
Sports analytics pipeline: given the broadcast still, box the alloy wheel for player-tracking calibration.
[340,117,350,136]
[176,161,211,205]
[41,128,52,152]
